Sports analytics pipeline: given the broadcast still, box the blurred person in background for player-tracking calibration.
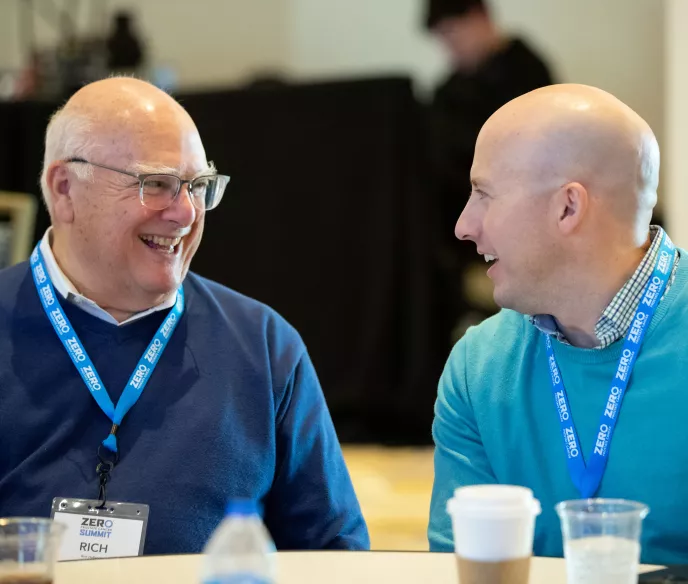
[106,11,146,76]
[425,0,554,352]
[0,77,368,554]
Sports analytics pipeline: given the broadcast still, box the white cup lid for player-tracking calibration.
[447,485,542,519]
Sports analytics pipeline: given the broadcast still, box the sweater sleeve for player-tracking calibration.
[264,349,370,550]
[428,336,498,552]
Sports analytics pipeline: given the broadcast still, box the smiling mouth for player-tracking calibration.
[139,235,182,255]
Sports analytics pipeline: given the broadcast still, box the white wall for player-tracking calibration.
[664,0,688,248]
[0,1,21,71]
[288,0,446,94]
[0,1,664,145]
[121,1,292,89]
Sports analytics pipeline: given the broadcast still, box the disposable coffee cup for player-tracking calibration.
[447,485,541,584]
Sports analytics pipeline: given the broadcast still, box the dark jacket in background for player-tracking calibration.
[428,37,554,349]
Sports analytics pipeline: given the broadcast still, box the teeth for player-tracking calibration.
[140,235,182,247]
[484,254,498,262]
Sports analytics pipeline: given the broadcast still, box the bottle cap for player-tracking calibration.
[225,498,258,517]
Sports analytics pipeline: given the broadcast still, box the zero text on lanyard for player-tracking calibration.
[544,231,675,498]
[30,244,184,503]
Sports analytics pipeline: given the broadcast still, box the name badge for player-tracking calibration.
[51,498,149,560]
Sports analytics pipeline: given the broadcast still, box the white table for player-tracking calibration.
[55,552,661,584]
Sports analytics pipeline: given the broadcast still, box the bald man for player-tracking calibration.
[0,78,368,555]
[428,84,688,564]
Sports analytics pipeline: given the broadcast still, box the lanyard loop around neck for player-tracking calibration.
[30,245,184,454]
[544,231,676,498]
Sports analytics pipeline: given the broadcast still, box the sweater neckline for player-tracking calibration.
[30,277,195,342]
[60,295,170,341]
[532,253,688,365]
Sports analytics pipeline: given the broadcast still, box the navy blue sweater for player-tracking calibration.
[0,263,369,554]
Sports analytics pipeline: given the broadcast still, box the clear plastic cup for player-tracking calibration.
[0,518,66,584]
[556,499,649,584]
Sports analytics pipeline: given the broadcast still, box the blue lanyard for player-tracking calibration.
[30,245,184,454]
[544,232,676,498]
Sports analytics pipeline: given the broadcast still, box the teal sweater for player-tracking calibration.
[429,254,688,566]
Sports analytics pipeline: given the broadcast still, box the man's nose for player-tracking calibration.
[163,183,197,226]
[455,202,479,242]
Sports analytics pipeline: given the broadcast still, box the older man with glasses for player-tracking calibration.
[0,77,368,556]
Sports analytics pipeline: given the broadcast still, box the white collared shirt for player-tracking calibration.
[40,228,177,326]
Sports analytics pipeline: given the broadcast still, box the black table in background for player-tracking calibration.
[0,77,444,444]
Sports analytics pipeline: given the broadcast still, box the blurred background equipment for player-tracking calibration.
[0,191,36,269]
[12,0,111,100]
[4,1,148,100]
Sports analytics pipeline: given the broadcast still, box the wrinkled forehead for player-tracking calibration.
[96,107,209,176]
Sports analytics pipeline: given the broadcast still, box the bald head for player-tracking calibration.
[65,76,185,113]
[457,84,661,319]
[475,84,659,236]
[63,77,195,143]
[41,78,207,213]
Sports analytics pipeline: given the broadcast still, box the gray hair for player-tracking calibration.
[40,105,98,216]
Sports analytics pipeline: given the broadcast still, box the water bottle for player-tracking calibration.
[200,499,276,584]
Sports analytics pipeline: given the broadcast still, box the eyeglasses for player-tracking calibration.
[65,158,230,211]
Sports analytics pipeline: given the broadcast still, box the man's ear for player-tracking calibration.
[46,162,75,224]
[554,182,589,236]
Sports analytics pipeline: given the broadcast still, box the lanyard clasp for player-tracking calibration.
[96,445,120,509]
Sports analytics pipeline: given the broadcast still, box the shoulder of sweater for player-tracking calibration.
[0,262,31,310]
[0,260,30,288]
[444,309,533,378]
[461,308,532,349]
[183,271,307,357]
[437,310,531,410]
